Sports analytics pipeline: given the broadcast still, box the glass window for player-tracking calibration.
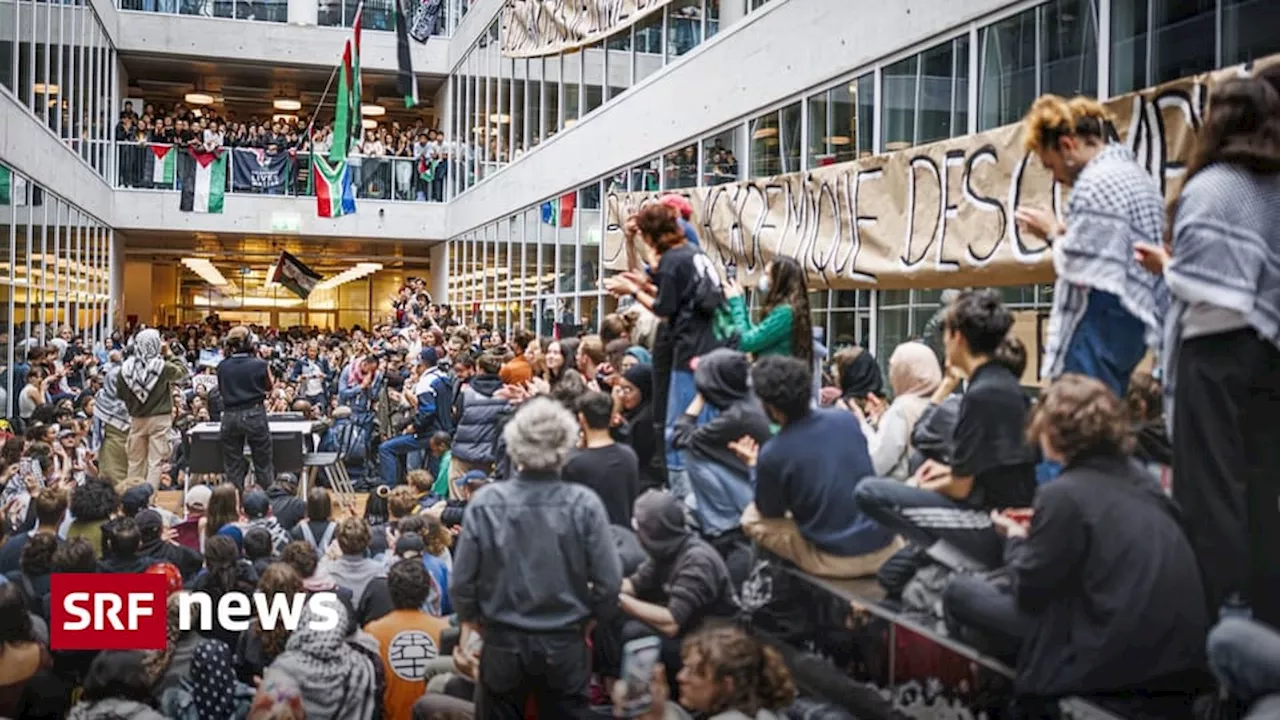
[1223,0,1280,65]
[512,58,527,156]
[529,59,544,146]
[706,0,720,39]
[606,27,632,101]
[562,53,581,130]
[584,41,604,117]
[748,102,801,178]
[0,0,13,92]
[546,57,561,137]
[663,142,698,189]
[634,12,663,83]
[1042,0,1099,99]
[668,0,703,58]
[807,76,868,167]
[702,127,741,185]
[979,7,1037,131]
[1112,0,1215,95]
[919,36,968,145]
[856,74,874,157]
[881,54,917,150]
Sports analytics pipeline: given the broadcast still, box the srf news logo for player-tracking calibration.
[50,574,341,650]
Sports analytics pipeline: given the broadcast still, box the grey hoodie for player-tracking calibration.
[322,554,386,607]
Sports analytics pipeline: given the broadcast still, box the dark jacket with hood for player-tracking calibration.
[670,349,772,475]
[136,511,205,581]
[452,374,511,465]
[614,363,664,491]
[266,482,306,531]
[628,490,736,634]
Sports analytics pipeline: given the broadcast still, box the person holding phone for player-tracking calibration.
[722,256,813,366]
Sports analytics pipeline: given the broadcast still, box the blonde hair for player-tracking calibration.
[1022,94,1113,152]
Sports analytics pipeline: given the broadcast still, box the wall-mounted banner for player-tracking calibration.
[500,0,671,58]
[603,57,1277,291]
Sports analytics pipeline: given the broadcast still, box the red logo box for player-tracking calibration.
[50,573,168,650]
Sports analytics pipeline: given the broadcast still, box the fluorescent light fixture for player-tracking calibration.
[181,258,229,286]
[33,83,59,94]
[274,98,302,111]
[362,118,377,130]
[489,113,511,123]
[314,263,382,291]
[564,118,578,127]
[361,104,385,117]
[752,127,778,140]
[825,135,852,145]
[185,92,214,105]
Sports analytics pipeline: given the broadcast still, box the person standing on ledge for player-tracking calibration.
[217,326,274,490]
[1016,95,1167,399]
[119,328,187,489]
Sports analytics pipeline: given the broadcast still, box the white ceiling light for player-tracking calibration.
[314,263,382,291]
[361,118,377,130]
[34,83,59,95]
[185,92,214,105]
[273,98,302,111]
[361,104,385,117]
[489,113,511,124]
[181,258,229,286]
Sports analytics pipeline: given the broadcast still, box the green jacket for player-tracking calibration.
[118,360,187,418]
[433,451,452,498]
[727,295,793,357]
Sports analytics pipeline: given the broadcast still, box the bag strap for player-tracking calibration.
[299,521,316,548]
[318,522,336,551]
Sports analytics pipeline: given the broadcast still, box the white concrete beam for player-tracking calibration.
[0,93,114,222]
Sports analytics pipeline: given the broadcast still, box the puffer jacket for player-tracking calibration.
[451,374,510,465]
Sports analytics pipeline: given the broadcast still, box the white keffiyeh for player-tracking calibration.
[1043,143,1170,379]
[269,605,378,720]
[121,329,166,405]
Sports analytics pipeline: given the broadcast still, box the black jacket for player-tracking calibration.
[138,539,204,582]
[1008,453,1207,697]
[266,485,306,531]
[451,374,510,465]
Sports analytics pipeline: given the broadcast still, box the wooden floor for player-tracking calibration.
[154,489,371,519]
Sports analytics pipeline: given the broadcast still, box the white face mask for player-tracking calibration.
[757,275,770,294]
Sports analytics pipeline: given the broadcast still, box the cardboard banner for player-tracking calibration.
[500,0,672,58]
[603,57,1278,291]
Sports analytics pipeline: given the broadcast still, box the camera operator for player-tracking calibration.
[216,326,274,490]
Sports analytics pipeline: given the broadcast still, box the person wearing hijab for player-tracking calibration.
[619,490,737,686]
[118,329,187,489]
[832,346,885,413]
[669,349,772,542]
[615,363,664,491]
[865,343,943,480]
[623,346,652,371]
[159,638,255,720]
[268,604,379,720]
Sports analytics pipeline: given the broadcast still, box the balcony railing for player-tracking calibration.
[116,0,469,35]
[116,143,450,203]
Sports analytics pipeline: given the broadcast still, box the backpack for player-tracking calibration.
[298,521,336,555]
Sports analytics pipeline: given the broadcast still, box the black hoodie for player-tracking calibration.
[670,350,771,475]
[266,484,306,531]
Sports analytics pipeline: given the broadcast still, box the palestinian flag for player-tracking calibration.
[540,192,576,227]
[313,154,356,218]
[0,165,16,205]
[269,251,323,300]
[417,156,439,182]
[178,149,226,213]
[150,144,177,186]
[394,0,418,107]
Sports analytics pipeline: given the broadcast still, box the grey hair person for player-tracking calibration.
[503,396,581,473]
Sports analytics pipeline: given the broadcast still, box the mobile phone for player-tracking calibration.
[619,636,662,717]
[725,261,738,282]
[464,631,484,657]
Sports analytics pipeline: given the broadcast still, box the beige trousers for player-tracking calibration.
[99,424,130,485]
[446,458,491,501]
[741,502,902,579]
[126,414,173,489]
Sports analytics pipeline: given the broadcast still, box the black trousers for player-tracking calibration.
[473,624,591,720]
[941,573,1032,660]
[220,405,274,490]
[1173,329,1280,627]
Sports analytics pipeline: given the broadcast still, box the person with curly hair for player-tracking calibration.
[617,623,796,720]
[234,563,304,685]
[942,374,1209,715]
[66,478,119,558]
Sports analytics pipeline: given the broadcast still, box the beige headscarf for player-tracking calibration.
[888,342,943,439]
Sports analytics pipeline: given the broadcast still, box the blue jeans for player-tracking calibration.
[663,369,715,472]
[1209,617,1280,708]
[378,433,430,487]
[685,452,754,537]
[1062,289,1147,398]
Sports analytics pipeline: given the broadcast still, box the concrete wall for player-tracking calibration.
[113,12,451,75]
[445,0,1015,236]
[113,189,448,242]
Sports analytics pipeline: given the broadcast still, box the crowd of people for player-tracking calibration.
[0,67,1278,720]
[115,101,457,201]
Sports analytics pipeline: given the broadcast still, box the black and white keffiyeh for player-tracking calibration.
[121,329,166,405]
[269,604,378,720]
[1162,163,1280,434]
[1043,143,1170,378]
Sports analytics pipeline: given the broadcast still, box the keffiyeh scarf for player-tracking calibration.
[1161,164,1280,435]
[269,605,378,720]
[1043,143,1170,378]
[121,329,166,404]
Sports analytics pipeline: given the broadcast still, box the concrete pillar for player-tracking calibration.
[288,0,317,27]
[429,242,448,304]
[109,231,125,334]
[719,0,747,28]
